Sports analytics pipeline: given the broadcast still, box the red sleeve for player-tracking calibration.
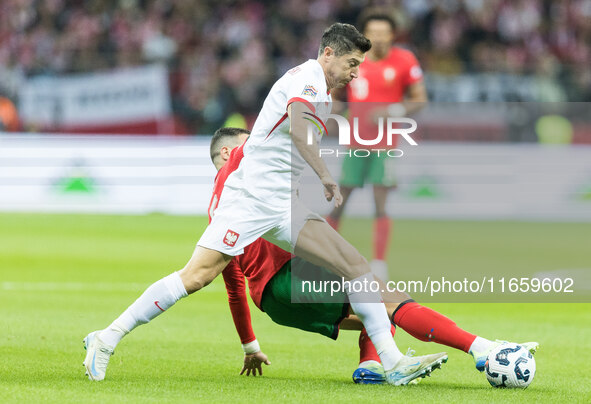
[404,52,423,87]
[222,259,256,344]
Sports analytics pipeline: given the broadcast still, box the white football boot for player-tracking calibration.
[385,350,448,386]
[83,331,114,381]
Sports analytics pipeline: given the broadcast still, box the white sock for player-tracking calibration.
[469,336,494,354]
[347,273,403,371]
[99,271,188,348]
[373,338,403,371]
[369,260,389,282]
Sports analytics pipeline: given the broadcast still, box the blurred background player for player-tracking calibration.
[327,8,428,281]
[212,127,538,384]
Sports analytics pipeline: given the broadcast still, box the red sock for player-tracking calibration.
[326,216,340,231]
[392,301,476,353]
[358,324,396,364]
[374,216,391,261]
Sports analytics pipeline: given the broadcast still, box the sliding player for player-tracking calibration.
[211,127,396,380]
[83,23,447,385]
[212,128,538,383]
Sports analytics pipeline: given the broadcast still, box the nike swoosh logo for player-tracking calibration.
[410,362,420,367]
[91,350,97,375]
[154,301,165,311]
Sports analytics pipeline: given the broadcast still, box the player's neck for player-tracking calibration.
[317,57,336,90]
[325,77,334,91]
[322,70,337,91]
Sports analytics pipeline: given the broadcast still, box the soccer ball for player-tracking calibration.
[485,342,536,388]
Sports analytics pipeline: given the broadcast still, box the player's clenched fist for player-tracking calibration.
[240,351,271,376]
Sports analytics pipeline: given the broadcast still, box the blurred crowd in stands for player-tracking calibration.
[1,0,590,133]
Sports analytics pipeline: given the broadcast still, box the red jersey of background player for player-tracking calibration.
[347,46,423,149]
[208,143,292,343]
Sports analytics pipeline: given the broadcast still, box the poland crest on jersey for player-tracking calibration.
[223,230,240,247]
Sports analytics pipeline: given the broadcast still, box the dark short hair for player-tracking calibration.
[357,8,397,34]
[318,23,372,57]
[210,127,250,163]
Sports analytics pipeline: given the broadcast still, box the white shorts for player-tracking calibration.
[197,187,324,256]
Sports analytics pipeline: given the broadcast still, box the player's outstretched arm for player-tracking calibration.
[221,262,273,376]
[288,102,342,206]
[221,263,260,348]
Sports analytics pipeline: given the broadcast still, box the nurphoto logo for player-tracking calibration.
[305,112,418,158]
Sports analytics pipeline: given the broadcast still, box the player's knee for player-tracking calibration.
[185,275,213,294]
[180,267,216,294]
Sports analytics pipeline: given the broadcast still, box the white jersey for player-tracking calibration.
[223,59,332,207]
[198,59,330,256]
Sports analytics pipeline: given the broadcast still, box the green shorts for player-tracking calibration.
[340,151,397,188]
[260,258,349,340]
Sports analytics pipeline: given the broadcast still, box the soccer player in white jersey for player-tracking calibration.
[83,23,447,385]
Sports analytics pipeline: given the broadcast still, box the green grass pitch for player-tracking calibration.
[1,213,589,403]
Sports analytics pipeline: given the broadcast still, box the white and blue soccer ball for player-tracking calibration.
[485,342,536,388]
